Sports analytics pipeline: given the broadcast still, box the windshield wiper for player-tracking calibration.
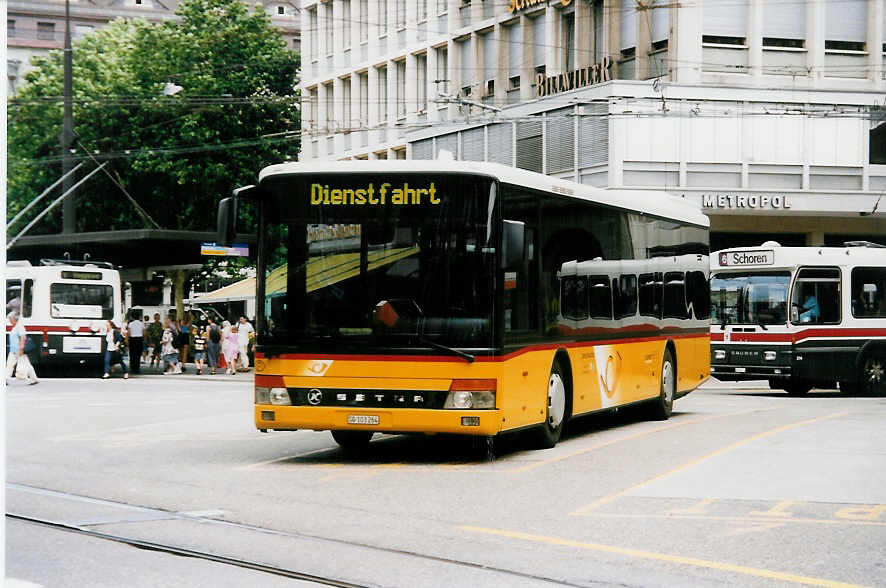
[418,336,475,363]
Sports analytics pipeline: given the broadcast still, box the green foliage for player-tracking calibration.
[8,0,300,235]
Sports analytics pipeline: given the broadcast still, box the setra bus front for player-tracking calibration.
[222,166,507,449]
[709,246,796,390]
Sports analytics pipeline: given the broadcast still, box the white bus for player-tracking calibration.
[710,242,886,396]
[5,259,124,367]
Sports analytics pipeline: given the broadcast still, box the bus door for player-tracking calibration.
[790,267,842,381]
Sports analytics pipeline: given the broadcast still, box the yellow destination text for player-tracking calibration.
[310,182,441,206]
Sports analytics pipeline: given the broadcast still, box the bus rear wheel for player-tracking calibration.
[860,352,886,397]
[331,430,374,451]
[534,360,568,449]
[648,348,675,420]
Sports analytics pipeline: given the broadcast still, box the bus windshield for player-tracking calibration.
[258,173,497,353]
[711,272,790,326]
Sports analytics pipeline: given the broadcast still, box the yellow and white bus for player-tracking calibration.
[218,161,710,449]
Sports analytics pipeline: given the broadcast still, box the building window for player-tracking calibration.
[416,54,428,112]
[396,60,406,119]
[343,0,351,50]
[359,0,368,43]
[308,88,318,133]
[825,40,865,52]
[418,0,427,22]
[397,0,406,30]
[702,35,746,46]
[393,147,407,159]
[359,73,369,126]
[486,79,494,97]
[763,38,804,49]
[651,39,668,51]
[380,0,388,36]
[343,78,352,132]
[8,20,15,38]
[37,22,56,41]
[437,0,448,15]
[325,83,335,134]
[871,121,886,165]
[325,3,334,55]
[562,11,575,72]
[378,67,388,123]
[437,47,448,98]
[74,24,94,40]
[508,75,520,90]
[278,5,286,15]
[309,8,318,61]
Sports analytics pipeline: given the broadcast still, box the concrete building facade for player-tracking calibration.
[299,0,886,247]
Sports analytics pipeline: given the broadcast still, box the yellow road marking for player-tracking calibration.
[509,408,776,474]
[571,411,850,515]
[588,512,886,528]
[668,497,717,514]
[750,500,796,517]
[462,526,869,588]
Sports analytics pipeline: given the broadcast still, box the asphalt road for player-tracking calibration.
[6,374,886,587]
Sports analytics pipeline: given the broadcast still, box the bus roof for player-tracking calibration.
[712,243,886,272]
[257,160,709,228]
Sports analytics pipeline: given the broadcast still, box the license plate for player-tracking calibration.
[347,415,379,425]
[62,336,101,354]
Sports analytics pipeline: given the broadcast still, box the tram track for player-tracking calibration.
[7,483,592,588]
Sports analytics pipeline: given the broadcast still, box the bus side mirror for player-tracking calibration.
[502,220,525,268]
[217,196,239,247]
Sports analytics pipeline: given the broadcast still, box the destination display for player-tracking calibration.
[718,250,775,266]
[61,271,103,280]
[310,182,441,206]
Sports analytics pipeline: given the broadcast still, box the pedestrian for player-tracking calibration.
[6,310,38,385]
[237,316,255,371]
[103,320,129,379]
[193,328,207,375]
[178,315,191,373]
[142,315,150,362]
[148,313,163,368]
[222,321,239,375]
[127,312,144,374]
[206,317,221,375]
[160,326,180,374]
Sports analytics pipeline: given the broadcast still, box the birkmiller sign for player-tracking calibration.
[536,57,612,98]
[508,0,573,13]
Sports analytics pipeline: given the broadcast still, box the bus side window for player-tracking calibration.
[561,276,589,321]
[614,274,637,319]
[686,271,711,320]
[22,279,33,318]
[663,271,689,319]
[639,273,662,319]
[851,267,886,318]
[588,275,612,320]
[791,267,840,324]
[6,279,22,315]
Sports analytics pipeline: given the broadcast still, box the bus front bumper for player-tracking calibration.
[255,405,503,436]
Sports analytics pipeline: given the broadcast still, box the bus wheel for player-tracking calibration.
[768,378,786,391]
[331,430,374,451]
[785,382,812,396]
[649,348,675,420]
[535,361,568,449]
[860,353,886,397]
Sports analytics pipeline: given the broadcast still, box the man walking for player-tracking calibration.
[237,316,254,371]
[6,311,38,385]
[127,311,144,374]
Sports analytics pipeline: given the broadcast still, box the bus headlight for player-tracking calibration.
[444,379,496,409]
[764,351,777,361]
[256,387,291,405]
[714,350,726,360]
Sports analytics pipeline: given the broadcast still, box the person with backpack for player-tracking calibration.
[103,320,129,379]
[206,317,221,375]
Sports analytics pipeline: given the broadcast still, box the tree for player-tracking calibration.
[9,0,299,232]
[8,0,300,315]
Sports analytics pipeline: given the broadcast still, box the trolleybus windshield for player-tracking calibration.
[711,272,790,326]
[258,174,497,354]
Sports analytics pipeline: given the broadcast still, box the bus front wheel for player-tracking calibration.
[649,348,675,420]
[785,382,812,396]
[860,352,886,397]
[534,361,569,449]
[331,430,374,451]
